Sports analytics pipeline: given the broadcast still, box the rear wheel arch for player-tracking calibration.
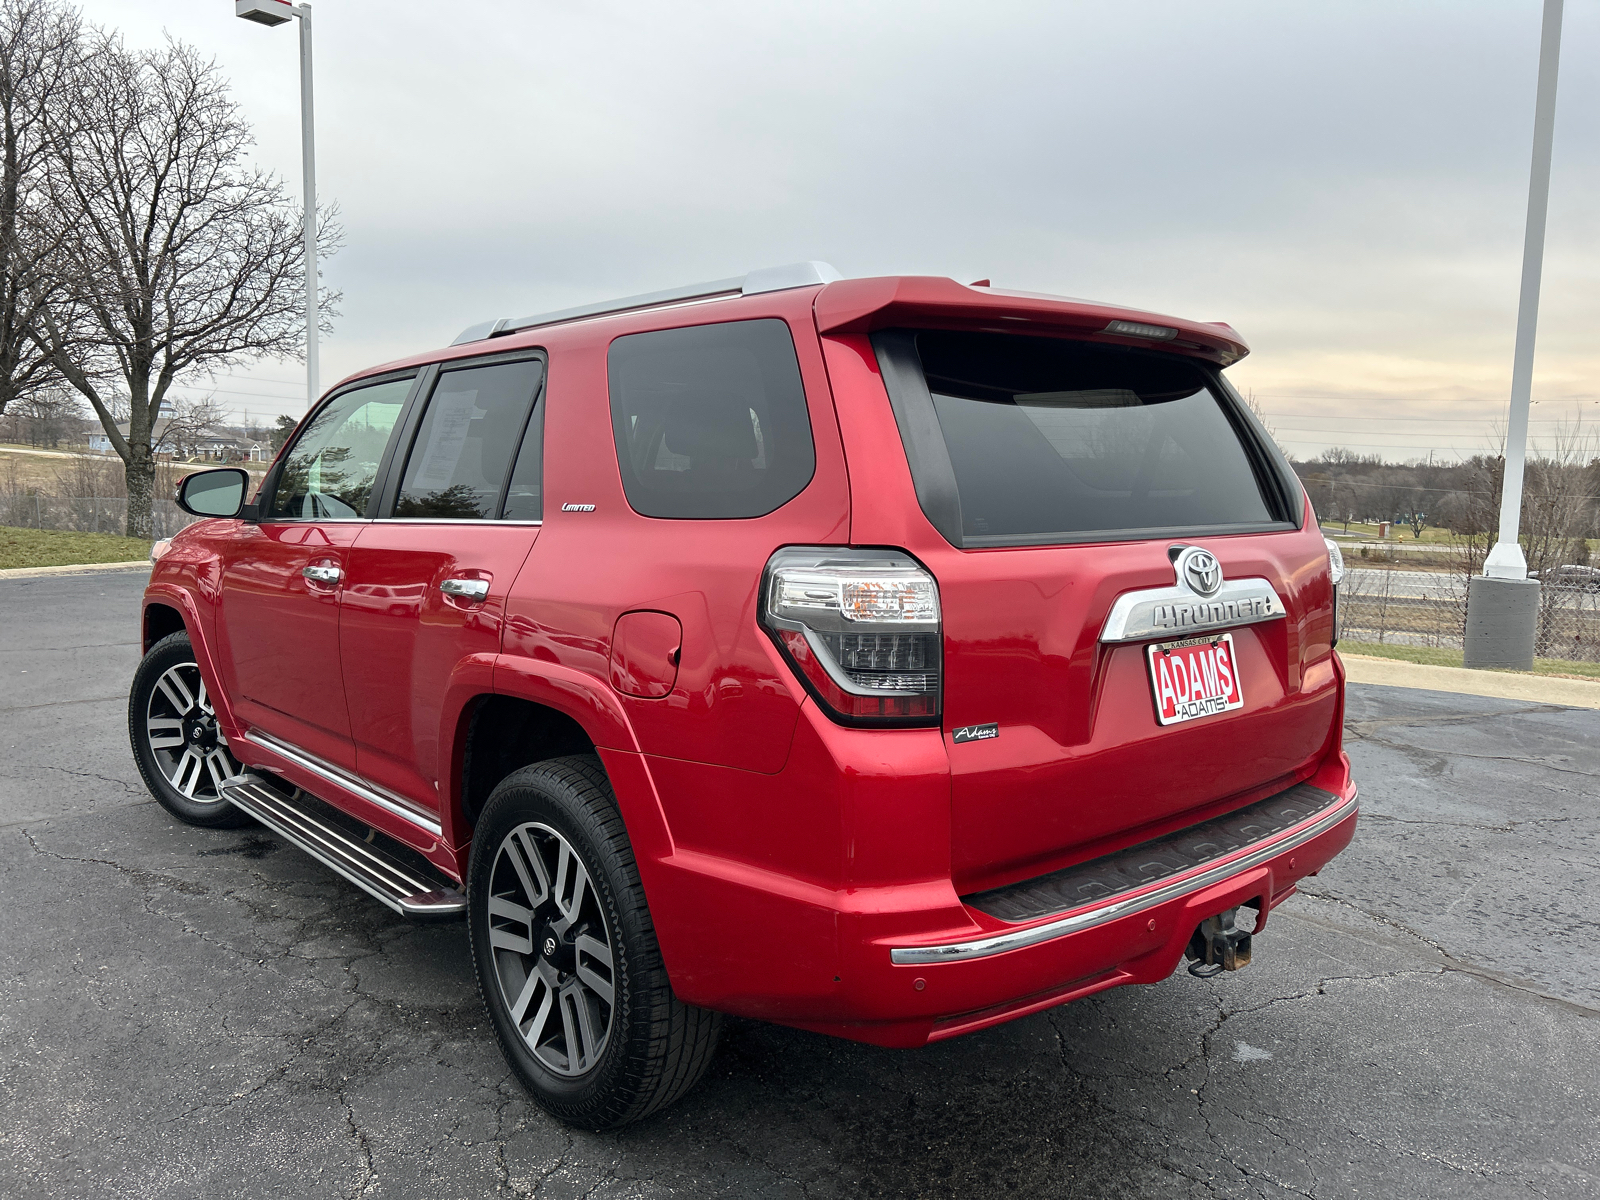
[459,695,597,833]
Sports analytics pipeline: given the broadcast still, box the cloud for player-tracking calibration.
[86,1,1599,458]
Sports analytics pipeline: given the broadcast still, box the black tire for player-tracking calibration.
[468,755,721,1129]
[129,631,251,829]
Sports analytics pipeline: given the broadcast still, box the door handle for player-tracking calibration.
[439,578,490,602]
[302,564,343,584]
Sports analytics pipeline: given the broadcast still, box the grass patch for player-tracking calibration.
[1340,640,1600,681]
[0,525,150,570]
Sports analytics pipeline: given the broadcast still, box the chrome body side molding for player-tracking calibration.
[889,792,1358,966]
[243,729,442,838]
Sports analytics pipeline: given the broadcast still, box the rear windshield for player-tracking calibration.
[905,330,1277,543]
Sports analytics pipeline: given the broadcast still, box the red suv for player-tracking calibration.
[134,264,1357,1129]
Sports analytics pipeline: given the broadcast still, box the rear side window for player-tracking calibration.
[878,330,1282,546]
[608,319,815,519]
[394,358,543,519]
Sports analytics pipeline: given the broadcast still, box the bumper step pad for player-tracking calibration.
[219,774,466,920]
[964,782,1340,924]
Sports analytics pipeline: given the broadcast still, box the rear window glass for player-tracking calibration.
[912,331,1275,542]
[608,319,815,519]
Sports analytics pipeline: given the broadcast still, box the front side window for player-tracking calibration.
[608,319,816,519]
[394,359,544,519]
[266,377,410,520]
[889,330,1279,544]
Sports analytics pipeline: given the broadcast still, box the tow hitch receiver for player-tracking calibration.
[1186,906,1253,978]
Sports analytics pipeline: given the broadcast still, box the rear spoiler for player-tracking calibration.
[812,276,1249,367]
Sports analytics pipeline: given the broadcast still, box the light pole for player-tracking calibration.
[1464,0,1564,671]
[236,0,319,409]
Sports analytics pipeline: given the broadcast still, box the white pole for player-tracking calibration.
[1484,0,1564,581]
[296,4,319,409]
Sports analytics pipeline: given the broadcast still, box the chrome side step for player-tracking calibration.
[219,775,466,920]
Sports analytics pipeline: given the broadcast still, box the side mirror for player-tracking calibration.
[176,467,251,518]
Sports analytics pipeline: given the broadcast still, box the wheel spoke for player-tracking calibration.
[574,933,614,1005]
[559,984,583,1071]
[565,981,603,1072]
[508,964,546,1025]
[502,830,549,908]
[553,843,587,927]
[156,673,196,715]
[488,895,535,955]
[196,677,212,715]
[146,717,185,750]
[205,750,232,794]
[173,750,203,795]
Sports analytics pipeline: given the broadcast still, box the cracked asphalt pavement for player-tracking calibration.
[3,570,1598,1199]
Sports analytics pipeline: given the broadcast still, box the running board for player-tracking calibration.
[219,775,466,920]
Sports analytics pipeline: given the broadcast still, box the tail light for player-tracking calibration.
[761,547,941,727]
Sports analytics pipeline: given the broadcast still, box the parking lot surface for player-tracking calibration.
[3,570,1597,1199]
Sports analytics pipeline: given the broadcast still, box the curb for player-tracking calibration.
[0,560,151,580]
[1341,653,1600,711]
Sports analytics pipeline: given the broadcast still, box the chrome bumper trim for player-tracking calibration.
[889,792,1359,966]
[243,730,442,838]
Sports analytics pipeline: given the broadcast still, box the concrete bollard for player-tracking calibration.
[1464,576,1541,671]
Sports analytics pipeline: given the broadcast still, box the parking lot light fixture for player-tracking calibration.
[235,0,319,409]
[1467,0,1563,671]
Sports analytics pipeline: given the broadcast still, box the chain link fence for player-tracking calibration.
[1,494,196,538]
[1338,564,1600,663]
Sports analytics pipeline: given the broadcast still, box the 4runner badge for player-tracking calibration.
[952,723,999,744]
[560,503,596,512]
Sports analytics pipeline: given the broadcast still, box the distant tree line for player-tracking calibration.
[0,0,335,536]
[1294,435,1599,571]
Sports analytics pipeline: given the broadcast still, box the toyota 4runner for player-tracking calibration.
[133,263,1357,1129]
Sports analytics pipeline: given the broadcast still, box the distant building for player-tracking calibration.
[88,421,268,462]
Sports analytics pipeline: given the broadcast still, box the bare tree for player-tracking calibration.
[9,383,80,445]
[32,34,337,536]
[160,393,226,460]
[0,0,80,422]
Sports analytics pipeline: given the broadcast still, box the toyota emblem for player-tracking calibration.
[1176,547,1223,597]
[543,936,558,958]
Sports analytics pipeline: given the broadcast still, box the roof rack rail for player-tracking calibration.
[450,261,843,347]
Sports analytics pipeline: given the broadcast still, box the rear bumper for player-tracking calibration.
[824,767,1359,1047]
[894,788,1356,966]
[646,742,1358,1048]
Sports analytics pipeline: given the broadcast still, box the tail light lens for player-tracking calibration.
[761,547,941,727]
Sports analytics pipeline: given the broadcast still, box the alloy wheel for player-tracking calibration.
[144,663,238,803]
[487,822,617,1077]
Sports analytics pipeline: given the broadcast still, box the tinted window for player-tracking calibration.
[394,359,543,519]
[608,319,815,519]
[913,331,1275,541]
[501,392,544,521]
[266,378,410,519]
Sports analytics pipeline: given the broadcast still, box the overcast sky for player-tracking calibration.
[82,0,1600,462]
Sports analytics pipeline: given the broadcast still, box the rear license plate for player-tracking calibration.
[1147,633,1243,726]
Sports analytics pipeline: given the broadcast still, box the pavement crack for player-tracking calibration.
[31,763,147,797]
